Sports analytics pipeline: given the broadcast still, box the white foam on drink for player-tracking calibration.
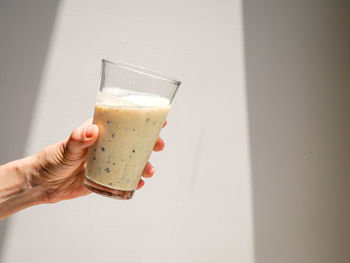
[96,87,170,107]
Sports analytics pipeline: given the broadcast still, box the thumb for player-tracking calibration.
[64,123,99,161]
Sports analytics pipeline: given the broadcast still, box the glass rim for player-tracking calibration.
[102,58,181,86]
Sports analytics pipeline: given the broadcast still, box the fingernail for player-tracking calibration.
[150,167,155,174]
[85,125,97,139]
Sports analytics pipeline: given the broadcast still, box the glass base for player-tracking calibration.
[84,177,135,200]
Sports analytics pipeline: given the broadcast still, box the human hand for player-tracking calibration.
[32,118,166,203]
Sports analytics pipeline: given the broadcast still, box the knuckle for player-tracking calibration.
[70,127,83,143]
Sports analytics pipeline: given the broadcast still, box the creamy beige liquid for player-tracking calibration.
[86,89,170,191]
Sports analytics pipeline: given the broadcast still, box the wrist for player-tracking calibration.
[0,154,48,219]
[24,153,49,205]
[0,156,32,198]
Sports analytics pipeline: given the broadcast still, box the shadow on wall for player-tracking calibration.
[0,0,60,261]
[243,1,350,263]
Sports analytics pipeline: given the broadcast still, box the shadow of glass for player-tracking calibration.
[0,0,60,261]
[243,1,350,263]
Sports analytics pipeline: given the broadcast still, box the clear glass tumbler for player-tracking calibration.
[84,59,180,200]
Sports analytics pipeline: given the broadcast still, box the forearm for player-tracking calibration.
[0,155,46,220]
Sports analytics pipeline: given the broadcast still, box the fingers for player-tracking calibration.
[69,123,99,148]
[142,162,155,178]
[153,137,165,152]
[137,162,155,190]
[136,179,145,190]
[64,120,99,161]
[152,120,167,152]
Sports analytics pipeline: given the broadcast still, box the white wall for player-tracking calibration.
[1,0,253,262]
[3,1,348,262]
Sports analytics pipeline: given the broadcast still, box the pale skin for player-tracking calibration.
[0,119,167,220]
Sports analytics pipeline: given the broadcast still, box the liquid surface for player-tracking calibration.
[86,90,170,191]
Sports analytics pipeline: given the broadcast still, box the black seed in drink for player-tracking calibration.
[111,132,115,138]
[133,128,135,131]
[117,180,120,183]
[94,148,96,152]
[101,147,105,151]
[153,121,157,125]
[109,182,112,185]
[107,120,110,124]
[146,118,150,122]
[93,157,96,160]
[105,168,111,173]
[112,162,115,165]
[132,149,135,153]
[129,155,132,158]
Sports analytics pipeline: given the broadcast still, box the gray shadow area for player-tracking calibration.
[243,1,350,263]
[0,0,60,261]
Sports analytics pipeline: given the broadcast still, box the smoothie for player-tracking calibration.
[85,89,170,196]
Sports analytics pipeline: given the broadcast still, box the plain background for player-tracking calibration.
[0,0,253,262]
[0,0,349,262]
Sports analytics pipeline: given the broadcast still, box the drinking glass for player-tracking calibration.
[84,59,180,200]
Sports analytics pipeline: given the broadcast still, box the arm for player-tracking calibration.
[0,155,45,219]
[0,119,165,220]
